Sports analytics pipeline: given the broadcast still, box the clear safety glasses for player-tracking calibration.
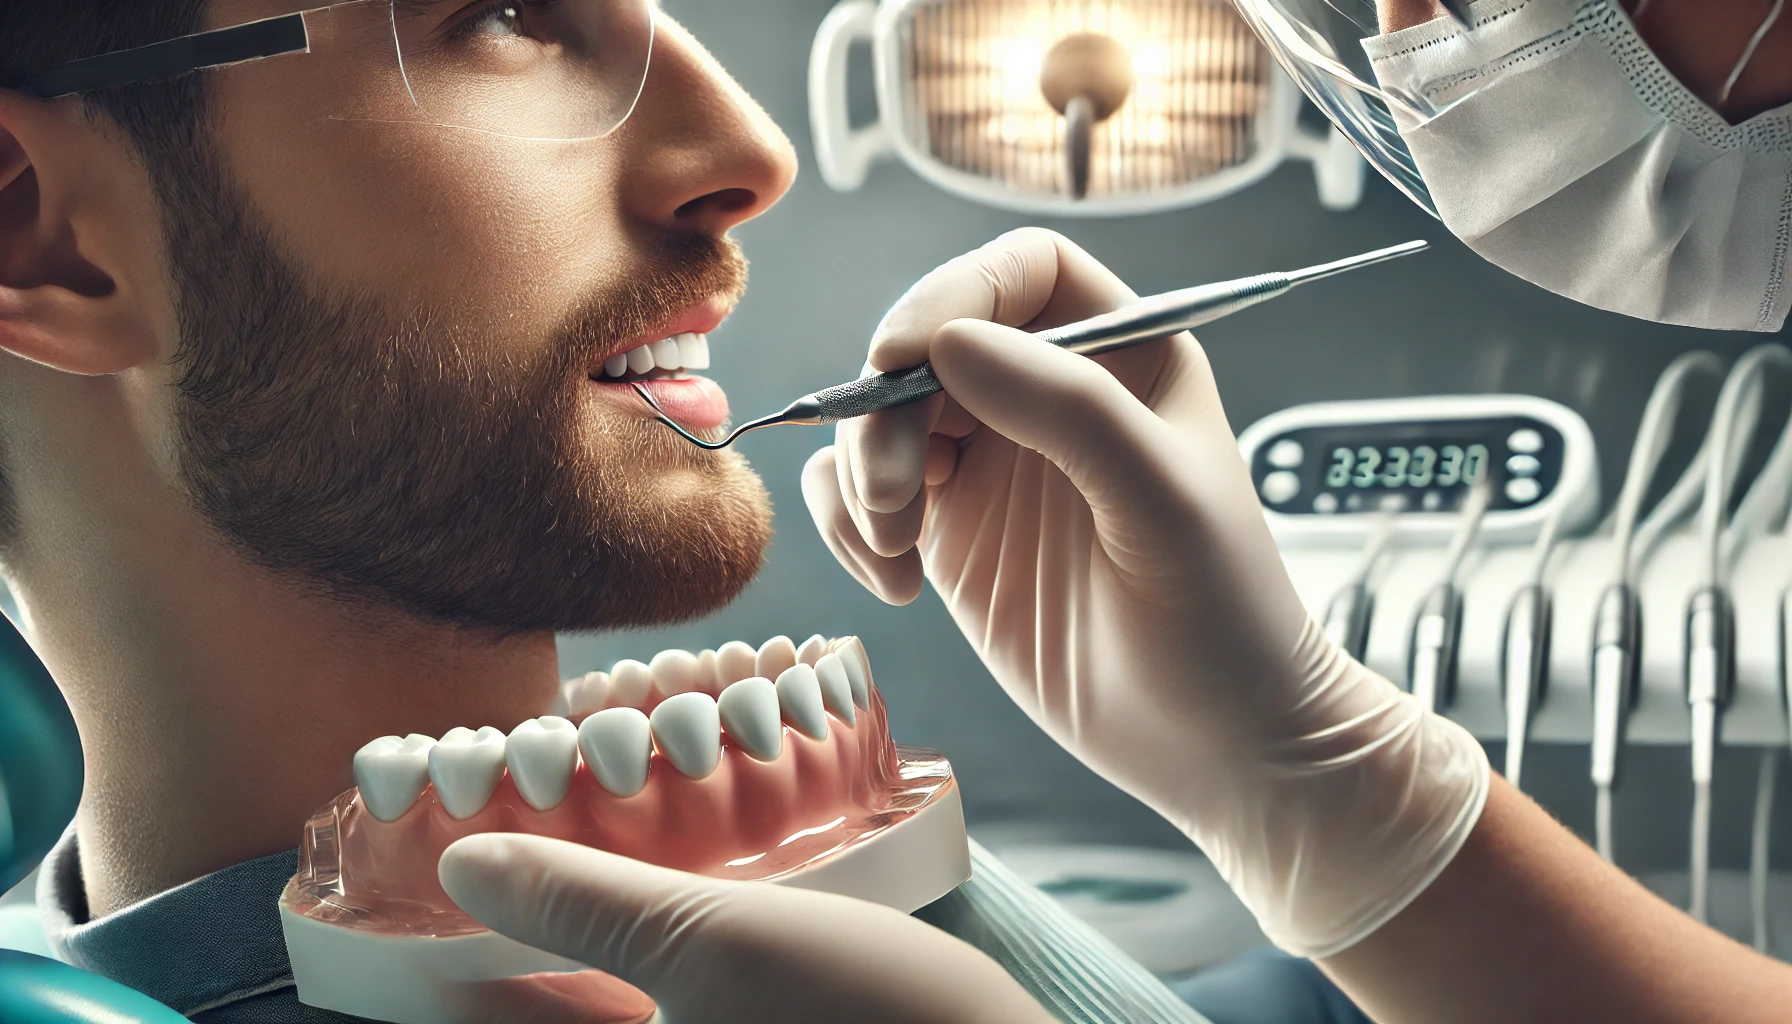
[4,0,657,142]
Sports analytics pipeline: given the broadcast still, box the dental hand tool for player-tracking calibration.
[1407,482,1489,714]
[1500,504,1564,789]
[635,239,1429,450]
[1591,351,1725,864]
[1686,344,1790,925]
[1322,513,1396,660]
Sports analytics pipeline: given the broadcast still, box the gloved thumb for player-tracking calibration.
[928,317,1178,509]
[441,833,1056,1024]
[439,833,724,998]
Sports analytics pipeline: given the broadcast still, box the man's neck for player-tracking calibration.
[24,528,561,918]
[6,369,565,917]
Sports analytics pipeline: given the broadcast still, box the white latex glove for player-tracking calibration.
[802,228,1489,958]
[437,832,1057,1024]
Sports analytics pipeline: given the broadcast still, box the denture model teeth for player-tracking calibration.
[649,692,723,780]
[578,707,652,797]
[288,635,966,1024]
[428,726,508,820]
[505,717,579,811]
[353,733,435,823]
[775,663,829,740]
[717,676,782,761]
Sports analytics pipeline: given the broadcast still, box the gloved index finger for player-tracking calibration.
[867,228,1068,372]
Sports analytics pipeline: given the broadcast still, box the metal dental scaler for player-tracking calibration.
[634,239,1429,450]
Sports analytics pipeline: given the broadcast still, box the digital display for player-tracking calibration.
[1322,442,1490,491]
[1250,416,1564,516]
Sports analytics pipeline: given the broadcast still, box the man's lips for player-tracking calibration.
[590,376,731,432]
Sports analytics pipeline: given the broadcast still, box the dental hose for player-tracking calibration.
[1593,352,1726,865]
[1752,748,1778,954]
[1688,344,1792,924]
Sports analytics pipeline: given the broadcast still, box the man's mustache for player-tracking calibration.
[555,236,749,373]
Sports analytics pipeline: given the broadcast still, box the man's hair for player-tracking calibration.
[0,0,210,181]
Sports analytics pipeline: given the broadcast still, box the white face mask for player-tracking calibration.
[1362,0,1792,333]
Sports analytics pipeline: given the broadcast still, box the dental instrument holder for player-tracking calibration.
[1686,586,1736,922]
[637,240,1430,450]
[1590,584,1643,793]
[1408,585,1464,713]
[1500,582,1551,785]
[1324,582,1374,660]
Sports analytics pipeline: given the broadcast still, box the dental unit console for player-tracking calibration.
[279,634,971,1024]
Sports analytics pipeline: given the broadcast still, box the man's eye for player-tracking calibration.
[455,2,525,37]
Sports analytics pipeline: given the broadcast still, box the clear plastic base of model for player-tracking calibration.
[279,635,971,1024]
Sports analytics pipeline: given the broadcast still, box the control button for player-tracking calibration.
[1266,439,1305,469]
[1260,471,1301,504]
[1505,477,1542,504]
[1421,492,1443,511]
[1345,494,1364,512]
[1507,428,1544,454]
[1313,493,1339,514]
[1506,454,1541,477]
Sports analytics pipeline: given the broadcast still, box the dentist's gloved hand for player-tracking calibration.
[802,228,1489,958]
[438,832,1055,1024]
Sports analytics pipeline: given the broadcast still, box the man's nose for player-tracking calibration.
[616,16,799,236]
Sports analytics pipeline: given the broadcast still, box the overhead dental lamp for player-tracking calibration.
[808,0,1366,216]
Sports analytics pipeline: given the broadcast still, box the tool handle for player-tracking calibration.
[808,363,944,422]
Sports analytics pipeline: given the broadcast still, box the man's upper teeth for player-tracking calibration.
[599,332,710,378]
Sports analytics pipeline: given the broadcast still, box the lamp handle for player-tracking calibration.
[808,0,892,192]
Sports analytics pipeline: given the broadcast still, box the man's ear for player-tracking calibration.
[0,91,165,376]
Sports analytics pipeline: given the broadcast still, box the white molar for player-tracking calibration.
[354,733,436,823]
[429,726,508,820]
[603,352,628,378]
[775,663,829,740]
[649,692,722,779]
[677,332,711,370]
[813,653,856,727]
[564,670,612,718]
[608,659,655,708]
[718,677,782,761]
[716,641,757,686]
[836,636,873,711]
[649,649,704,697]
[506,717,579,811]
[579,707,652,797]
[796,634,827,667]
[696,649,720,694]
[757,635,798,682]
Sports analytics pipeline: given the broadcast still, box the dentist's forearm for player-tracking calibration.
[1319,775,1792,1023]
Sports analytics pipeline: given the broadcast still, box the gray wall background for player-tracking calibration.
[560,0,1790,871]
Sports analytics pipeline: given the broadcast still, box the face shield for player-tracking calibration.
[1230,0,1792,332]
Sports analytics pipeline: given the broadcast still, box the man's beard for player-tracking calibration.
[160,162,771,636]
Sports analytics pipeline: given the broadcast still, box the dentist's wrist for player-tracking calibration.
[1176,625,1492,958]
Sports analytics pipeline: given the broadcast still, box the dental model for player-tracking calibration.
[280,635,969,1024]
